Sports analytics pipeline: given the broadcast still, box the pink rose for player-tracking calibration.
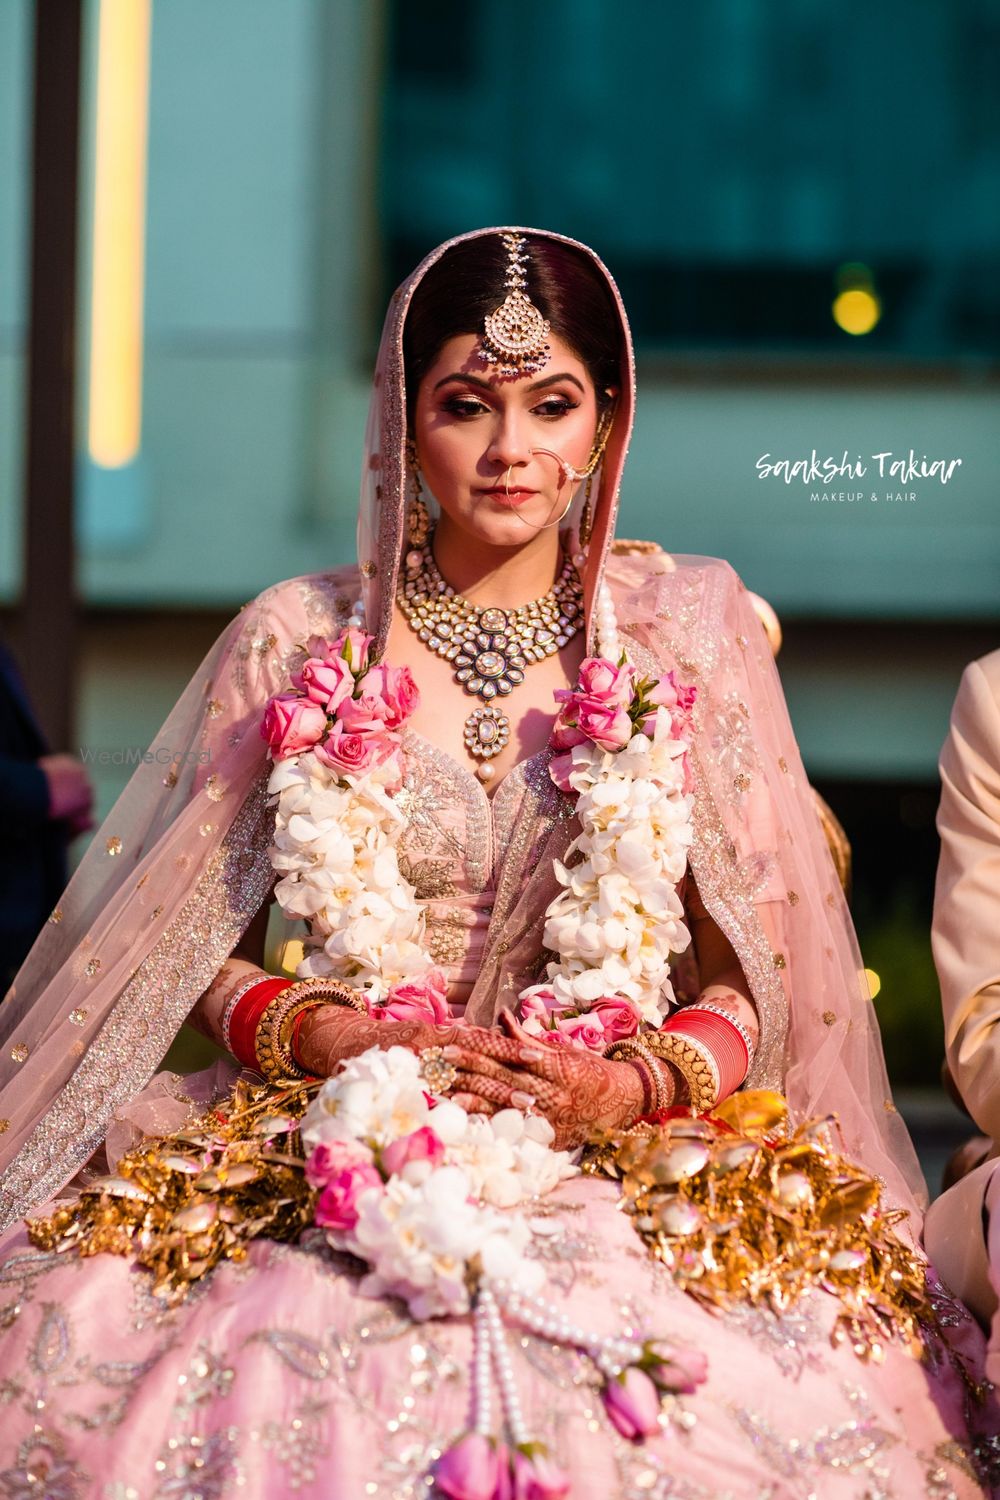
[577,655,635,704]
[260,693,327,759]
[588,996,640,1043]
[337,692,394,737]
[432,1433,509,1500]
[374,970,450,1024]
[357,663,420,730]
[381,1125,446,1177]
[547,751,576,795]
[313,1160,383,1233]
[575,697,633,752]
[549,715,587,751]
[336,626,374,675]
[305,1138,375,1191]
[644,1343,709,1395]
[602,1367,662,1440]
[517,987,561,1034]
[313,721,393,778]
[542,1028,573,1049]
[511,1450,570,1500]
[649,670,697,717]
[554,1014,607,1053]
[292,654,355,713]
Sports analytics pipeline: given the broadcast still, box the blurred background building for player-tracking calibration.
[1,1,998,1143]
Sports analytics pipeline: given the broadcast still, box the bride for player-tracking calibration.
[0,227,995,1498]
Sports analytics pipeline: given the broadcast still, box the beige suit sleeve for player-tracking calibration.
[933,656,1000,1141]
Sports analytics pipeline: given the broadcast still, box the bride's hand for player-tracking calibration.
[295,1007,533,1081]
[437,1010,646,1151]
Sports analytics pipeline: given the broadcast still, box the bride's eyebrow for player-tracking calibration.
[432,372,585,395]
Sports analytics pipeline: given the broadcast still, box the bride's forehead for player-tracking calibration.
[419,331,590,385]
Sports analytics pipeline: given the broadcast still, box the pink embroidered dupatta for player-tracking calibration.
[0,228,924,1230]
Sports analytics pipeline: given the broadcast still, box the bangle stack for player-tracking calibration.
[644,1004,753,1113]
[220,971,371,1080]
[255,978,370,1082]
[605,1037,674,1117]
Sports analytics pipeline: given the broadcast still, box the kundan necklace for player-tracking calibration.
[397,534,584,781]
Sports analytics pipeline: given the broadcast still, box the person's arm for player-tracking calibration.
[685,873,760,1049]
[934,658,1000,1142]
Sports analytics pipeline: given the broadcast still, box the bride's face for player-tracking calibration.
[411,332,603,549]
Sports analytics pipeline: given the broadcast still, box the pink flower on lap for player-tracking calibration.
[588,996,640,1043]
[553,1014,607,1052]
[373,970,451,1023]
[260,694,327,758]
[305,1138,376,1191]
[313,1159,383,1233]
[602,1367,662,1440]
[432,1434,509,1500]
[381,1125,446,1177]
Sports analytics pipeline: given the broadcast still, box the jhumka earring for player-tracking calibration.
[405,437,430,562]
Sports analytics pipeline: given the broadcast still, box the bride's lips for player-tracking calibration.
[478,486,539,507]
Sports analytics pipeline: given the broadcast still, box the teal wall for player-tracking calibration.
[0,0,997,782]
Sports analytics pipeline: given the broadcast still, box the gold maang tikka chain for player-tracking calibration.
[397,537,584,782]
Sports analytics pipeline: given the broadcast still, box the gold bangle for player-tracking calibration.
[254,979,369,1082]
[605,1037,670,1113]
[644,1030,720,1114]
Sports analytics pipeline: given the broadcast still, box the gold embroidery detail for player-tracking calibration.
[777,756,788,773]
[11,1044,29,1063]
[773,952,786,970]
[0,1119,8,1132]
[199,823,215,838]
[206,698,225,718]
[822,1010,836,1026]
[69,1008,88,1026]
[49,905,64,923]
[733,774,751,793]
[361,559,377,578]
[105,835,123,856]
[163,769,179,789]
[736,634,748,650]
[84,958,102,978]
[786,890,799,905]
[204,775,225,802]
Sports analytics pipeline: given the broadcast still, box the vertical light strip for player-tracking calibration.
[87,0,152,468]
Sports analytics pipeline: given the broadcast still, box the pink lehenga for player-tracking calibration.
[0,229,997,1498]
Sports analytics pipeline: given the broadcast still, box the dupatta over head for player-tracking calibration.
[0,228,924,1228]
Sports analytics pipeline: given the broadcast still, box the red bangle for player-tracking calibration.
[227,977,291,1070]
[662,1008,750,1102]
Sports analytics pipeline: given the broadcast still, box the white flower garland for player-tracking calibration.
[262,585,697,1028]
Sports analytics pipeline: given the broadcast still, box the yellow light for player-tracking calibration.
[832,288,881,337]
[277,939,305,977]
[87,0,152,468]
[864,968,881,1000]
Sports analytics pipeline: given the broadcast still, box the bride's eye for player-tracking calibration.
[534,397,579,419]
[442,396,490,418]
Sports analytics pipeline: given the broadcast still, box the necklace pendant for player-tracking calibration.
[463,704,510,763]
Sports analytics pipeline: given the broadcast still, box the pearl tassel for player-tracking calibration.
[471,1290,495,1437]
[480,1284,529,1448]
[488,1281,644,1381]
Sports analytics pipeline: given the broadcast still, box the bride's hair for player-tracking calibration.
[403,233,621,418]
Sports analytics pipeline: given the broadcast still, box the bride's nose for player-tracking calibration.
[485,409,533,471]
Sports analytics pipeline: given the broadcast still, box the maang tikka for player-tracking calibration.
[479,233,551,377]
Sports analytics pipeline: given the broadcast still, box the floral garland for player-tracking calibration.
[301,1044,707,1494]
[260,592,697,1043]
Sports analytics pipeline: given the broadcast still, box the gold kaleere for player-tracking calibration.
[28,1076,321,1303]
[583,1090,937,1364]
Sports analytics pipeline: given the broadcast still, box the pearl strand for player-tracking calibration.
[480,1285,528,1448]
[472,1290,495,1437]
[346,597,365,628]
[490,1282,643,1381]
[595,582,620,661]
